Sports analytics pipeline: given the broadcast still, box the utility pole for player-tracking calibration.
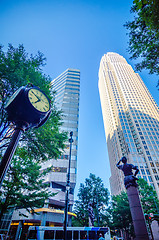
[64,131,73,240]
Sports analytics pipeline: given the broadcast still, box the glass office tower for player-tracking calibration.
[98,53,159,197]
[47,68,80,211]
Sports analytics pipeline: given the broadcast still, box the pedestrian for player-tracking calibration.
[98,233,105,240]
[113,236,118,240]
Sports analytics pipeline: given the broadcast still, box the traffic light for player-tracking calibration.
[144,213,154,222]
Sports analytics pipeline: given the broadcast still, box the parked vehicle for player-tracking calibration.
[27,226,111,240]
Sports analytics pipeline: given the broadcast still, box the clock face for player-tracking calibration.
[5,87,24,108]
[28,88,50,113]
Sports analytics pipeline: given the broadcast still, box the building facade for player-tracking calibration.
[98,53,159,197]
[47,68,80,212]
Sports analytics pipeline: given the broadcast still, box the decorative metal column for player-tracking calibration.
[64,131,73,240]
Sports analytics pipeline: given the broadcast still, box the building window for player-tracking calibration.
[51,167,67,173]
[148,176,152,182]
[152,168,157,174]
[155,175,159,181]
[150,162,155,167]
[155,162,159,167]
[59,155,69,160]
[141,169,145,175]
[146,169,150,175]
[143,176,148,181]
[52,182,65,191]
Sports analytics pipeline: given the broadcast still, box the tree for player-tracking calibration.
[125,0,159,77]
[0,44,67,220]
[73,174,109,227]
[0,44,67,161]
[109,179,159,237]
[0,148,53,221]
[138,178,159,215]
[110,192,134,238]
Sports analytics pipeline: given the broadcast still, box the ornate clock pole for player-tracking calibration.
[0,122,27,188]
[0,84,51,188]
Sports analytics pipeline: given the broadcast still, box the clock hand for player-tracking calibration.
[31,91,40,100]
[34,99,41,103]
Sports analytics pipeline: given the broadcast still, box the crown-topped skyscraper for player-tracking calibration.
[98,53,159,197]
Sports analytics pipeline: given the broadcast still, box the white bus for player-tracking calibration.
[27,226,111,240]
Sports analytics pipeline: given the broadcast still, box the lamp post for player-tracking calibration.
[95,189,100,227]
[97,194,100,227]
[64,131,73,240]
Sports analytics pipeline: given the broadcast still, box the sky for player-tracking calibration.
[0,0,159,199]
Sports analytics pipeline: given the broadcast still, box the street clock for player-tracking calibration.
[5,85,51,129]
[0,84,52,189]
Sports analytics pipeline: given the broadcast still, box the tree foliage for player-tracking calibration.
[0,44,67,219]
[109,179,159,236]
[110,192,134,237]
[0,44,67,161]
[73,174,109,227]
[125,0,159,77]
[0,148,54,221]
[0,44,49,137]
[138,178,159,214]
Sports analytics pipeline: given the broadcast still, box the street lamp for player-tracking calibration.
[64,131,73,240]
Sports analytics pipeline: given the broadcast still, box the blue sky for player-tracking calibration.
[1,0,159,198]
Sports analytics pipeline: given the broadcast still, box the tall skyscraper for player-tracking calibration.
[48,68,80,212]
[98,53,159,197]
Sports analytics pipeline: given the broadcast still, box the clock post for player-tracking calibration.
[0,84,51,188]
[0,121,28,188]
